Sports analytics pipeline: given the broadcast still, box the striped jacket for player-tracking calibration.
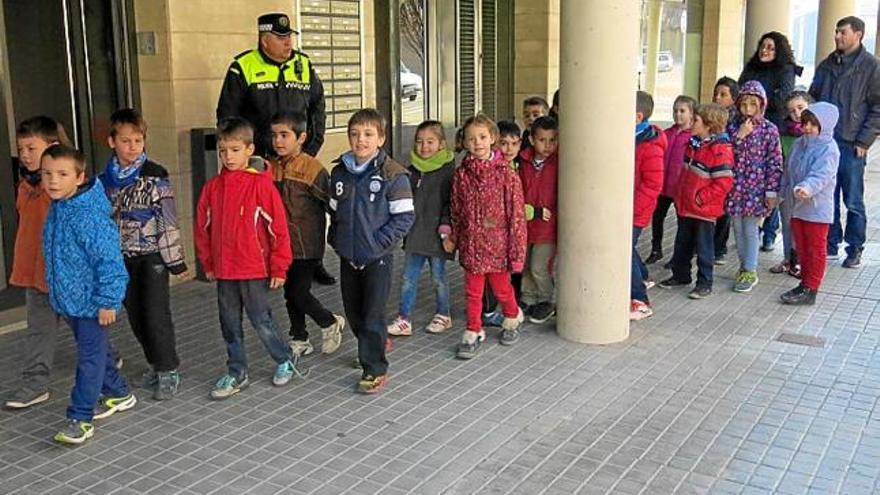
[674,135,735,222]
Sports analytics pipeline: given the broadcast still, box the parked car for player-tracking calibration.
[400,62,422,101]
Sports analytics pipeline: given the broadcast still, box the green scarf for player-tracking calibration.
[410,148,454,173]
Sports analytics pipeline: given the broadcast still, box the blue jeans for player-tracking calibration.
[761,207,780,245]
[67,317,129,421]
[732,216,761,271]
[671,217,715,289]
[779,198,795,260]
[829,140,866,256]
[631,227,649,302]
[398,253,450,317]
[217,280,292,378]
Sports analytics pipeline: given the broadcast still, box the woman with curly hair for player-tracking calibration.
[739,31,803,129]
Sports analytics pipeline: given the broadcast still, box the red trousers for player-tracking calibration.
[791,218,829,290]
[464,271,519,331]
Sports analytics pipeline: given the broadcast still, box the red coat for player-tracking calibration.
[674,136,735,222]
[633,126,667,228]
[9,180,50,292]
[661,125,691,198]
[451,149,527,274]
[195,165,292,280]
[518,147,558,243]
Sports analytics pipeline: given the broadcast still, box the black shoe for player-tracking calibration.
[688,286,712,299]
[760,242,774,252]
[842,250,862,268]
[645,251,663,264]
[780,284,816,305]
[528,302,556,324]
[658,277,689,289]
[520,302,534,317]
[714,254,727,265]
[314,263,337,285]
[663,261,672,270]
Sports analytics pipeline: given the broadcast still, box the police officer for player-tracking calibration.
[217,12,326,158]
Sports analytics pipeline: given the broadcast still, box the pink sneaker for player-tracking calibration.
[386,316,412,336]
[629,300,653,321]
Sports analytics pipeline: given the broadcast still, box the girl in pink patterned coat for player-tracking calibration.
[450,115,527,360]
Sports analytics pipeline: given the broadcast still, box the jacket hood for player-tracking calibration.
[737,80,768,113]
[57,178,110,215]
[808,102,839,140]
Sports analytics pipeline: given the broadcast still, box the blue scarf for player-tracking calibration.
[341,150,379,175]
[689,132,730,150]
[101,152,147,188]
[635,120,651,137]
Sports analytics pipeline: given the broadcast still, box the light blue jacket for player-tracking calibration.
[781,102,840,224]
[43,179,129,318]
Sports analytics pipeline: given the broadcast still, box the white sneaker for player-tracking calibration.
[322,315,345,354]
[502,308,525,330]
[629,300,653,321]
[425,314,452,334]
[289,339,314,356]
[386,316,412,336]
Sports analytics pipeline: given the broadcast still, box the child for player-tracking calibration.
[659,104,734,299]
[268,110,345,356]
[519,116,559,324]
[100,108,187,401]
[195,117,301,400]
[450,114,526,359]
[482,120,523,327]
[712,76,740,265]
[549,89,559,121]
[520,96,550,151]
[328,109,415,394]
[4,117,70,410]
[646,95,695,265]
[726,81,783,293]
[780,103,840,305]
[41,144,135,444]
[631,92,667,320]
[770,91,813,277]
[387,120,454,336]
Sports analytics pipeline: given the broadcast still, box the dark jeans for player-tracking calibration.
[124,253,179,372]
[217,279,292,378]
[283,259,336,341]
[631,227,649,302]
[671,217,716,289]
[714,213,731,257]
[650,195,676,253]
[829,140,867,256]
[67,317,129,421]
[761,207,780,245]
[340,255,393,377]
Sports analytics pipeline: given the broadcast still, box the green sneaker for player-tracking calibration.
[272,356,309,387]
[210,373,249,400]
[93,393,137,420]
[733,270,758,293]
[54,420,94,445]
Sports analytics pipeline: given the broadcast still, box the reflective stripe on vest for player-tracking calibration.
[236,50,312,88]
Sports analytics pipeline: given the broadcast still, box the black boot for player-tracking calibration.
[314,262,337,285]
[780,284,816,305]
[645,250,663,264]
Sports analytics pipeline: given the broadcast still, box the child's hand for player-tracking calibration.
[542,209,552,221]
[765,197,779,209]
[442,237,456,254]
[269,277,285,289]
[98,309,117,326]
[173,270,190,280]
[737,118,755,140]
[205,272,216,282]
[511,262,524,273]
[794,186,810,199]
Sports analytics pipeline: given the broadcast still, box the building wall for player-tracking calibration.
[513,0,559,112]
[133,0,376,278]
[699,0,746,101]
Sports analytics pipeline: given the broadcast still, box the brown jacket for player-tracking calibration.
[9,180,50,292]
[270,153,331,260]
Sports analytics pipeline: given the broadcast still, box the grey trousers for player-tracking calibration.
[19,289,64,392]
[521,243,556,305]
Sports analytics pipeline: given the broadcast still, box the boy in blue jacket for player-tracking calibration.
[780,102,840,305]
[41,144,134,445]
[328,108,415,394]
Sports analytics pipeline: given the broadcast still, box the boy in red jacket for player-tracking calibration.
[631,92,667,320]
[195,118,303,400]
[518,116,558,324]
[659,103,734,299]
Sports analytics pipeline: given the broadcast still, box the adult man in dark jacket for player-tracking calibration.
[810,16,880,268]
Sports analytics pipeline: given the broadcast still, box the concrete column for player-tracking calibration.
[744,0,791,62]
[683,0,704,98]
[700,0,746,102]
[816,0,857,59]
[557,0,638,344]
[875,1,880,54]
[644,0,663,93]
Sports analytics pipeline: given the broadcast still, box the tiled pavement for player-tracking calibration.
[2,172,880,495]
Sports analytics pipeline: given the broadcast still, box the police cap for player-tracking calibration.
[258,13,298,36]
